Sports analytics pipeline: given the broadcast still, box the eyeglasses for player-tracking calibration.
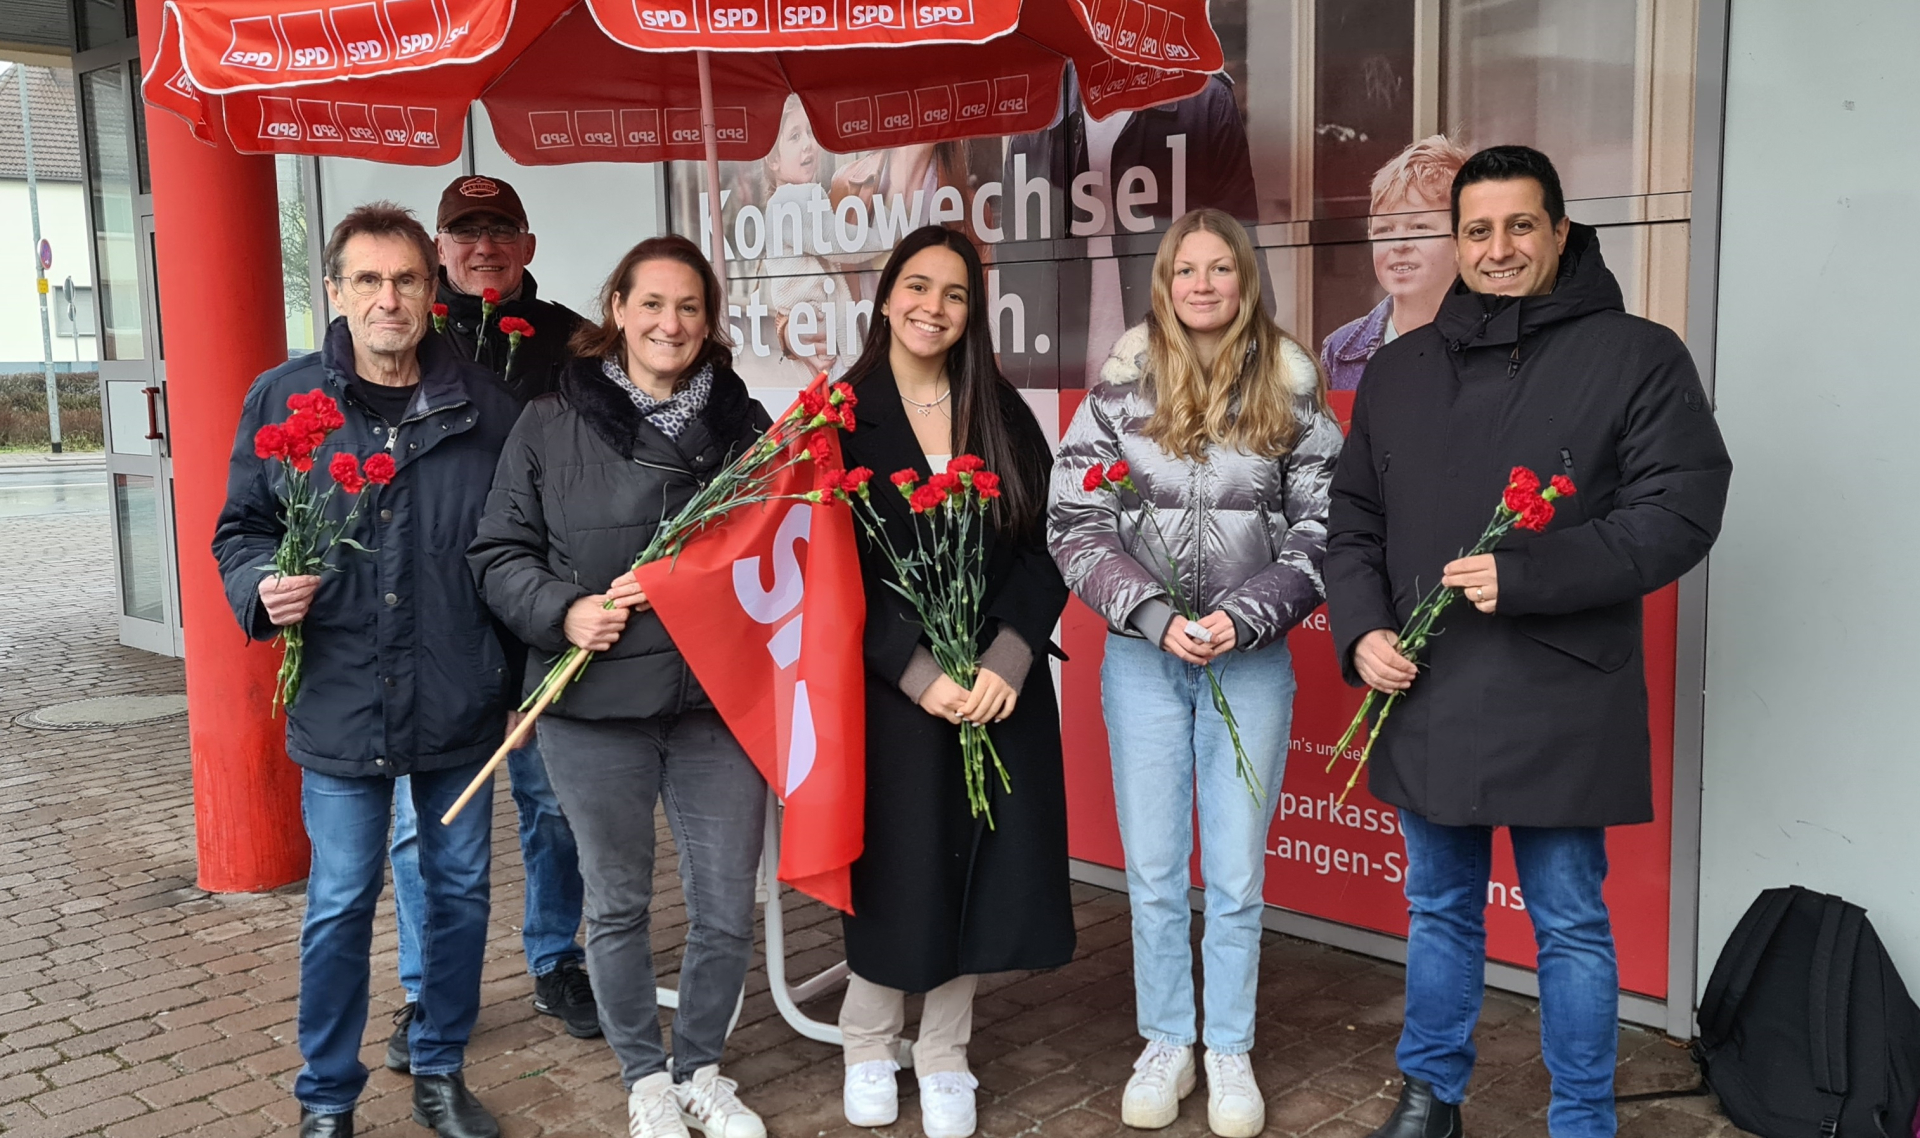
[442,223,526,244]
[334,271,430,298]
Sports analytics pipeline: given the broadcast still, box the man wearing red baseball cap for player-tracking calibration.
[386,176,598,1070]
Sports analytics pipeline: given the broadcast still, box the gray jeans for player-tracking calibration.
[537,710,766,1085]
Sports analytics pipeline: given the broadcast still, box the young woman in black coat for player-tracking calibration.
[834,225,1074,1138]
[467,235,772,1138]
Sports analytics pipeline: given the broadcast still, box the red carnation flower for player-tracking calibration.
[927,472,960,496]
[290,451,315,473]
[362,452,396,485]
[1517,497,1556,532]
[799,388,828,420]
[1509,466,1541,494]
[329,452,366,494]
[254,423,288,461]
[481,287,500,305]
[1082,464,1106,492]
[972,470,1002,499]
[431,302,449,317]
[890,468,918,490]
[909,484,946,513]
[1107,460,1131,484]
[841,466,874,495]
[946,454,985,474]
[1503,486,1538,515]
[1549,474,1576,498]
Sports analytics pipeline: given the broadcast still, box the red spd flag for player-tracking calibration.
[636,432,865,912]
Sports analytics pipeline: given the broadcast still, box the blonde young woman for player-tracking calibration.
[1048,209,1342,1137]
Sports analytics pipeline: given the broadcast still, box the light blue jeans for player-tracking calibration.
[1101,632,1295,1055]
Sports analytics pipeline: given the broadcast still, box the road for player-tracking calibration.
[0,464,108,519]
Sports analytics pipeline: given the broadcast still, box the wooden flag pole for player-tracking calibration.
[441,648,590,824]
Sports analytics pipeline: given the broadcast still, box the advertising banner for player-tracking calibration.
[669,0,1699,1000]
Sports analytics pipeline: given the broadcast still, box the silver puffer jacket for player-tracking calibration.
[1047,322,1344,652]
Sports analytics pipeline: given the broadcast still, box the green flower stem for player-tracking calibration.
[1323,506,1526,805]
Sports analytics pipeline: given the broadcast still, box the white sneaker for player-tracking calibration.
[629,1072,690,1138]
[843,1059,901,1127]
[1203,1051,1265,1138]
[917,1070,979,1138]
[1121,1041,1197,1128]
[674,1065,766,1138]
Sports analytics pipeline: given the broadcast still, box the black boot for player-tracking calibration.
[385,1003,415,1073]
[299,1109,355,1137]
[1366,1076,1463,1138]
[411,1072,499,1138]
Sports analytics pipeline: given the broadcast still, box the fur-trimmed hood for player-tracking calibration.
[1099,320,1321,398]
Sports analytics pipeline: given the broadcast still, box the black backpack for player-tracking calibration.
[1697,886,1920,1137]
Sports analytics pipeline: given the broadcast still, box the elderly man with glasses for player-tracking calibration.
[383,176,600,1072]
[213,202,522,1138]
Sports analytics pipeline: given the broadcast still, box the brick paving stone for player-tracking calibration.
[0,460,1761,1138]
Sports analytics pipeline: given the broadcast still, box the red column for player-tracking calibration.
[138,0,310,891]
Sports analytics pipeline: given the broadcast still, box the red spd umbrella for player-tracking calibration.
[143,0,1223,164]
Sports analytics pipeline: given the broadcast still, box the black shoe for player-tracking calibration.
[300,1109,355,1137]
[1366,1076,1463,1138]
[386,1003,415,1073]
[411,1072,499,1138]
[532,960,602,1039]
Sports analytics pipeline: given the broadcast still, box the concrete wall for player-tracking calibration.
[0,178,96,365]
[1698,0,1920,994]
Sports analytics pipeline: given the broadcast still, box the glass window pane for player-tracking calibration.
[277,156,317,355]
[1315,0,1415,219]
[74,0,133,50]
[113,473,164,622]
[1443,0,1644,201]
[81,66,144,360]
[130,61,150,195]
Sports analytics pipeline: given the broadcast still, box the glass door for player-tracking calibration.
[79,45,182,656]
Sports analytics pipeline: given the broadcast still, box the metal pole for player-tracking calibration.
[696,50,728,297]
[16,64,63,453]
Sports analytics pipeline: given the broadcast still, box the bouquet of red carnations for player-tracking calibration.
[833,457,1010,824]
[1084,460,1263,802]
[1325,465,1576,805]
[253,389,396,714]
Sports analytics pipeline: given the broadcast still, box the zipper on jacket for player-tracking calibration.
[1507,343,1522,378]
[1559,447,1575,478]
[1190,459,1207,613]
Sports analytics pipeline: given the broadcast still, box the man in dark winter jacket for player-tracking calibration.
[432,174,586,404]
[1326,147,1732,1138]
[213,203,518,1138]
[381,175,600,1053]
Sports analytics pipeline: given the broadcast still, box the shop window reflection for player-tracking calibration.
[81,66,144,361]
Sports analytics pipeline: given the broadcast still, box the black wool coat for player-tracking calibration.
[467,353,770,722]
[435,270,585,406]
[1326,224,1732,828]
[212,319,520,778]
[839,369,1076,993]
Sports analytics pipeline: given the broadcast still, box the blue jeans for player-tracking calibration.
[392,742,585,998]
[296,764,492,1113]
[1101,632,1295,1055]
[1395,811,1619,1137]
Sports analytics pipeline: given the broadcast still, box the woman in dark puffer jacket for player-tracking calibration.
[468,235,771,1138]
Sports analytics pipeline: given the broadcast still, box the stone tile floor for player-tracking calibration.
[0,469,1756,1137]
